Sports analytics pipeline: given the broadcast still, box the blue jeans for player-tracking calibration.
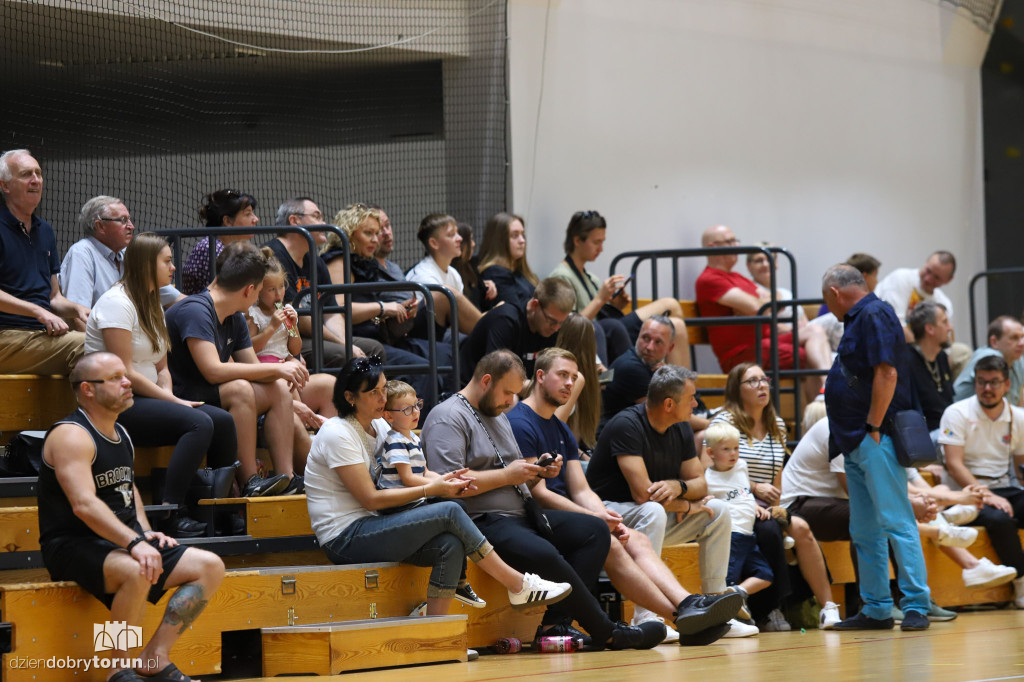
[845,433,930,618]
[321,501,492,599]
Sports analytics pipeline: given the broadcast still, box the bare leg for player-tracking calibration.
[219,379,260,484]
[292,413,311,471]
[252,379,295,477]
[611,531,685,620]
[103,551,151,679]
[798,323,830,402]
[426,597,453,616]
[137,548,225,675]
[297,373,337,418]
[453,292,483,334]
[939,545,977,570]
[474,549,525,593]
[738,576,771,596]
[789,517,833,606]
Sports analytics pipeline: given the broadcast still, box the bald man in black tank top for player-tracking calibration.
[38,352,224,682]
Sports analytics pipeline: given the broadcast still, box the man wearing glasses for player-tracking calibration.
[695,224,830,404]
[459,277,575,384]
[61,195,183,329]
[939,354,1024,607]
[0,148,87,374]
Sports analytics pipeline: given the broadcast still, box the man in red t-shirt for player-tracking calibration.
[694,225,829,403]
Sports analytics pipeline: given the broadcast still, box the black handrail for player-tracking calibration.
[968,266,1024,348]
[299,280,459,406]
[154,224,349,373]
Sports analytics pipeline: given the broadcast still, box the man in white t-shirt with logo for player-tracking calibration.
[874,251,956,342]
[939,354,1024,607]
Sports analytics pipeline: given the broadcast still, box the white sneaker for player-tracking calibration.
[935,524,979,548]
[509,572,572,609]
[940,504,979,526]
[783,535,796,550]
[819,601,841,630]
[961,557,1017,589]
[1014,576,1024,609]
[409,601,428,616]
[630,613,679,643]
[723,618,759,638]
[760,608,792,632]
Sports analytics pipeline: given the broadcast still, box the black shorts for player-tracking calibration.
[42,529,189,609]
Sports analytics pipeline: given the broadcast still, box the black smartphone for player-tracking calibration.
[613,274,635,298]
[535,454,555,468]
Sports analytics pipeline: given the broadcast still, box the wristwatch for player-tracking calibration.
[864,423,881,434]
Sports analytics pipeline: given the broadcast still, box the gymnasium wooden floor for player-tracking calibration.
[235,609,1024,682]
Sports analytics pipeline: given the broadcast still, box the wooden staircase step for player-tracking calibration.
[261,615,467,676]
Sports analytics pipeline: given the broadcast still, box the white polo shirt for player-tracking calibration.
[938,396,1024,489]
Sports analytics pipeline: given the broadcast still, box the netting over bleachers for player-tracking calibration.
[1,0,508,266]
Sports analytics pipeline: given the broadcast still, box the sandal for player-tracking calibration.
[138,662,193,682]
[109,670,145,682]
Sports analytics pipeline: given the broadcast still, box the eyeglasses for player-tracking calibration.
[539,307,565,329]
[386,399,424,416]
[295,211,324,222]
[741,377,772,388]
[709,238,740,246]
[975,378,1006,389]
[99,216,133,225]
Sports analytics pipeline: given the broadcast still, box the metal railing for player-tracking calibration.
[968,266,1024,348]
[609,245,826,440]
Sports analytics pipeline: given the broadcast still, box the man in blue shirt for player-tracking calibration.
[0,149,87,374]
[822,264,930,631]
[508,347,741,646]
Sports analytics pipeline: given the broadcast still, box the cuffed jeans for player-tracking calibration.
[845,433,930,618]
[605,498,731,594]
[322,501,492,599]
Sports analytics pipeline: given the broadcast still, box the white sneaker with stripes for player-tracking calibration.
[509,572,572,609]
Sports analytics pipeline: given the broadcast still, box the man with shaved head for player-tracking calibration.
[695,225,830,403]
[39,352,224,680]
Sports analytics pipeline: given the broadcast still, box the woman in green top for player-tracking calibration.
[550,210,691,367]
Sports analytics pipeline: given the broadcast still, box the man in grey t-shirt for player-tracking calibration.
[422,350,665,650]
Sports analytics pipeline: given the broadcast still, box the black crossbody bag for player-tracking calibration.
[456,395,556,541]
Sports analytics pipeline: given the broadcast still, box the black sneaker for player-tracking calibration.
[674,592,744,636]
[833,611,895,631]
[455,583,487,608]
[241,473,289,498]
[162,514,207,539]
[537,621,592,647]
[900,610,930,631]
[608,620,665,650]
[280,474,305,496]
[678,622,731,646]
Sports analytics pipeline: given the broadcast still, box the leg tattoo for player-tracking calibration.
[162,584,209,635]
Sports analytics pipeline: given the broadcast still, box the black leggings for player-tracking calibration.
[117,396,237,504]
[474,510,614,643]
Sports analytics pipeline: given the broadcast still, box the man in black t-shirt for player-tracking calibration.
[166,242,305,497]
[603,316,675,418]
[39,352,224,681]
[906,301,954,434]
[460,277,575,383]
[588,365,733,601]
[269,198,383,367]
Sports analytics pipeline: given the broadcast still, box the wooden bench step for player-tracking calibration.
[197,495,310,538]
[262,615,467,676]
[0,375,76,433]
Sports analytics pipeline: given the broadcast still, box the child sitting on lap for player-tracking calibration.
[704,422,774,623]
[380,380,484,609]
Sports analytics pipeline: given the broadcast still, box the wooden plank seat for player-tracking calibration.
[0,560,545,681]
[197,495,310,538]
[261,614,467,676]
[0,375,76,433]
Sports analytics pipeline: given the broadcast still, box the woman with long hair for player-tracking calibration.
[181,189,259,295]
[85,233,238,537]
[554,313,602,453]
[477,212,538,311]
[451,222,496,310]
[709,362,836,630]
[304,356,571,617]
[550,210,691,367]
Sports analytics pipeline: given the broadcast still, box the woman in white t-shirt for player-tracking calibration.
[305,357,571,616]
[85,233,237,538]
[709,362,834,629]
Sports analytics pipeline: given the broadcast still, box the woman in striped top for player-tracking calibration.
[710,363,835,630]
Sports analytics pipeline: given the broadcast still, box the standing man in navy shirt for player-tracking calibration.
[821,264,930,631]
[0,149,87,374]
